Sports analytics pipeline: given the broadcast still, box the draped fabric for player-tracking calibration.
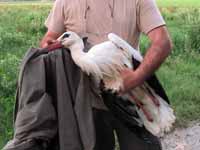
[12,48,96,150]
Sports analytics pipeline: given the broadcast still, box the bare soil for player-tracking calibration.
[161,122,200,150]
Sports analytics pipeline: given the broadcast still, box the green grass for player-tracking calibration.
[157,0,200,7]
[157,53,200,125]
[0,3,51,148]
[1,1,200,149]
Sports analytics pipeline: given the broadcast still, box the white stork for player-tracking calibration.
[58,31,176,137]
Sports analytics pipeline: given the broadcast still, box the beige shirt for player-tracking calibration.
[45,0,165,109]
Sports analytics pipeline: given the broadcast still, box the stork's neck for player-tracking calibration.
[69,40,103,79]
[69,40,86,61]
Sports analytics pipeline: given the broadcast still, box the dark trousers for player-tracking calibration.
[93,109,162,150]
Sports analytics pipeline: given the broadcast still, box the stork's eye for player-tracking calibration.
[62,33,70,39]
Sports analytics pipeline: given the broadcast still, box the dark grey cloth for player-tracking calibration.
[93,109,162,150]
[8,48,96,150]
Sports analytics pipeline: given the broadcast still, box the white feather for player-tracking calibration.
[108,33,143,62]
[128,85,176,137]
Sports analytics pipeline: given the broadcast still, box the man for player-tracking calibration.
[40,0,172,149]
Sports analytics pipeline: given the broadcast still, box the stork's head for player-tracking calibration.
[58,31,84,50]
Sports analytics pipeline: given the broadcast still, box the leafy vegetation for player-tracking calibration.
[0,1,200,149]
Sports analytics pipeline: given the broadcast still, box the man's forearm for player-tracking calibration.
[120,26,172,93]
[134,38,172,83]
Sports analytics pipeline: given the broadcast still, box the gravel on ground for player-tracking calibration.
[161,122,200,150]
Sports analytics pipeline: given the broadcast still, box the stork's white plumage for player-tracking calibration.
[58,31,176,137]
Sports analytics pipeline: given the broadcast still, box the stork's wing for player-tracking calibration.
[100,89,143,127]
[85,41,128,77]
[108,33,143,62]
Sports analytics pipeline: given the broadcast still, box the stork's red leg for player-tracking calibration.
[140,86,160,107]
[128,92,154,122]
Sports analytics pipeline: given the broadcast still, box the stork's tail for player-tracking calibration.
[108,33,143,62]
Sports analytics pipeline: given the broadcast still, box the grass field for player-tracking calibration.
[1,0,200,7]
[157,0,200,7]
[0,1,200,149]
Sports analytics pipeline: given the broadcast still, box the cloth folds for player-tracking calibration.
[8,47,96,150]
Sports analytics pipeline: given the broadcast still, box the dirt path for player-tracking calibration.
[161,122,200,150]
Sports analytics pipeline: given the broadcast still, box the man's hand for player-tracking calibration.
[120,26,173,93]
[41,39,57,48]
[40,30,62,48]
[120,69,144,94]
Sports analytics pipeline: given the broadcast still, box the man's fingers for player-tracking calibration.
[47,39,57,45]
[42,43,49,48]
[42,39,58,48]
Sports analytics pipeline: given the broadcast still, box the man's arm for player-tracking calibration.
[40,30,62,48]
[40,0,65,49]
[121,26,173,93]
